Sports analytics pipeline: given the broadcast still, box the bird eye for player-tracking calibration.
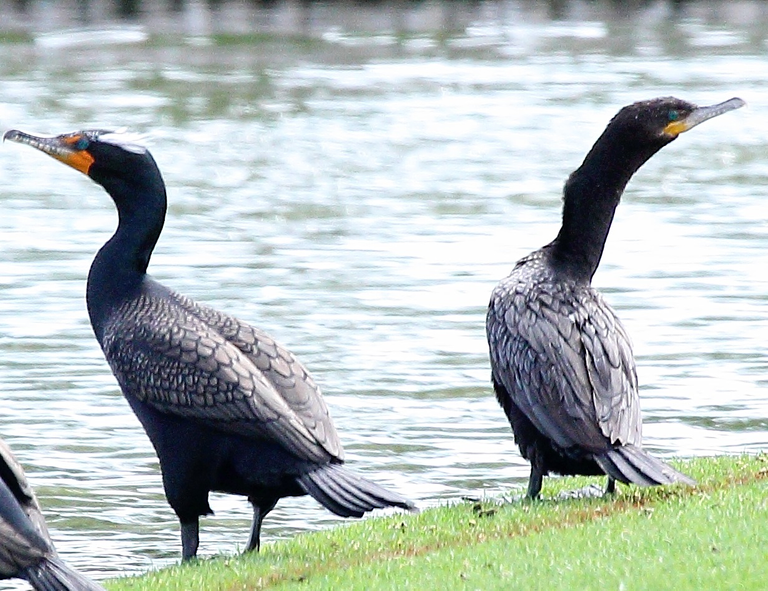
[668,110,679,122]
[74,137,90,150]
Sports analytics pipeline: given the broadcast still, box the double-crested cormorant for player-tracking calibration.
[0,437,105,590]
[4,129,415,560]
[486,97,745,499]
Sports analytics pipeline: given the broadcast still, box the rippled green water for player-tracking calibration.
[1,2,767,583]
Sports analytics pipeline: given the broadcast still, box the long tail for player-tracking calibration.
[297,463,416,518]
[595,444,696,488]
[22,556,106,591]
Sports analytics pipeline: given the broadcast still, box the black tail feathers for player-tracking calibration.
[22,556,105,591]
[596,444,695,488]
[297,464,416,518]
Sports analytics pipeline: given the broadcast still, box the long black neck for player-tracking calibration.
[549,124,669,284]
[86,172,167,342]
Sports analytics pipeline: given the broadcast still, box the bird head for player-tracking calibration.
[608,96,745,146]
[3,128,164,210]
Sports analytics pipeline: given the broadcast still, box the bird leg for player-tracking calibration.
[526,464,544,499]
[245,498,278,553]
[524,445,547,500]
[604,476,616,496]
[180,519,200,561]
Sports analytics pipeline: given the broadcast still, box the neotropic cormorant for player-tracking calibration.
[4,129,415,560]
[486,97,745,499]
[0,437,105,590]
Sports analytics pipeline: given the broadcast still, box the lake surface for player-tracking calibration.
[1,0,767,583]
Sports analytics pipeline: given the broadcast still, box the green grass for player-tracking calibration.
[106,454,768,591]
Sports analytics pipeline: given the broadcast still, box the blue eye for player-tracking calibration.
[74,137,90,150]
[668,110,679,122]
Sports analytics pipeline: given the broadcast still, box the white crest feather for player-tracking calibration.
[95,129,149,154]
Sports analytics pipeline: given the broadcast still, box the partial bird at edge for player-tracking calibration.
[0,437,106,591]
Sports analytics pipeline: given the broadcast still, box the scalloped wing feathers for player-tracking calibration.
[487,262,641,454]
[101,290,342,464]
[171,292,343,460]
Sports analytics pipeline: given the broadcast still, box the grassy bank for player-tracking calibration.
[106,454,768,591]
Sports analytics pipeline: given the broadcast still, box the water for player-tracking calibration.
[1,0,768,583]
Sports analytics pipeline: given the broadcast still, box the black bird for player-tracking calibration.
[4,129,415,560]
[486,97,744,499]
[0,437,105,590]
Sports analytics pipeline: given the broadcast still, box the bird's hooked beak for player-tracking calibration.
[3,129,94,175]
[663,97,746,137]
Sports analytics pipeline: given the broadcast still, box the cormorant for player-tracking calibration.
[485,97,745,499]
[4,129,415,560]
[0,437,105,590]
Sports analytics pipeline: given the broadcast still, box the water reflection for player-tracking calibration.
[1,0,767,584]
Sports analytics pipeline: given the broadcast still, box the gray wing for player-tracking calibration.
[0,439,53,577]
[172,291,343,460]
[103,293,339,464]
[487,279,641,452]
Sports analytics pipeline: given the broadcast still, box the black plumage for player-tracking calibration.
[4,129,415,560]
[486,97,744,499]
[0,437,105,591]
